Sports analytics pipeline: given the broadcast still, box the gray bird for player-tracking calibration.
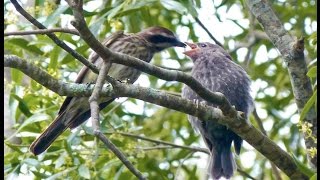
[182,42,253,179]
[30,26,186,155]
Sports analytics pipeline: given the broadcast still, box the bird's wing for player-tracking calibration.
[58,30,124,114]
[75,30,124,83]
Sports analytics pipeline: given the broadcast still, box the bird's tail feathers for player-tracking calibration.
[209,147,236,179]
[29,112,69,155]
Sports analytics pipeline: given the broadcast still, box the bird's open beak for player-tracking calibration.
[183,42,199,57]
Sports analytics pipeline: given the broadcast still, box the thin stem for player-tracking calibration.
[4,28,80,36]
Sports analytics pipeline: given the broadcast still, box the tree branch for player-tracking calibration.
[88,62,111,132]
[246,0,317,168]
[4,28,80,36]
[4,55,309,179]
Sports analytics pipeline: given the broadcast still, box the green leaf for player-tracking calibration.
[78,164,90,179]
[83,10,98,17]
[307,66,317,78]
[291,153,315,177]
[10,68,23,84]
[160,0,186,15]
[184,1,198,17]
[310,173,317,180]
[60,45,89,64]
[107,2,124,20]
[35,0,45,6]
[54,153,66,169]
[10,94,33,117]
[4,142,23,153]
[42,5,69,27]
[300,89,317,121]
[308,32,317,45]
[45,167,77,180]
[5,113,51,141]
[22,158,40,168]
[49,45,60,69]
[6,38,44,55]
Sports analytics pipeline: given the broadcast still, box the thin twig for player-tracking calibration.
[156,65,192,72]
[89,62,111,131]
[109,131,209,154]
[95,132,146,180]
[253,108,282,180]
[252,108,267,135]
[4,28,80,36]
[243,13,256,69]
[194,17,223,47]
[237,168,257,180]
[9,0,99,74]
[138,145,174,151]
[174,152,195,180]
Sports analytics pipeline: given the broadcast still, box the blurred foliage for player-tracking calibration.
[4,0,317,179]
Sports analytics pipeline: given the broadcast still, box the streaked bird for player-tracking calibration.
[182,42,253,179]
[30,26,186,155]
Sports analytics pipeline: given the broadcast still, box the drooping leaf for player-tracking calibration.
[291,153,315,177]
[6,113,51,140]
[6,38,44,55]
[10,94,33,117]
[300,89,317,121]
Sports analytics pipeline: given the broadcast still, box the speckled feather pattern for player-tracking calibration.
[61,34,154,128]
[182,43,253,179]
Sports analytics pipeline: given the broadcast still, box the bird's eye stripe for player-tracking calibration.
[148,35,177,44]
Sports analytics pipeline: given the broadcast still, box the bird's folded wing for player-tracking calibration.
[58,31,124,114]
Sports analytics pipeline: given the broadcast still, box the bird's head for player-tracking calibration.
[183,42,232,61]
[138,26,186,52]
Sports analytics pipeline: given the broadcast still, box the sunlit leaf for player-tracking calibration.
[300,89,317,121]
[307,66,317,78]
[78,164,91,179]
[160,0,186,15]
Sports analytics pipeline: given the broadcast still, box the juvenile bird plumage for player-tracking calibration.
[182,42,253,179]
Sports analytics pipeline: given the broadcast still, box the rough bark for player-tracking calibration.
[246,0,317,168]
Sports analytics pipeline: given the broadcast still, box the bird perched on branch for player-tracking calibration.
[182,42,253,179]
[30,26,186,155]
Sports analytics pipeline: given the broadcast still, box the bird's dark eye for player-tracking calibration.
[199,43,207,47]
